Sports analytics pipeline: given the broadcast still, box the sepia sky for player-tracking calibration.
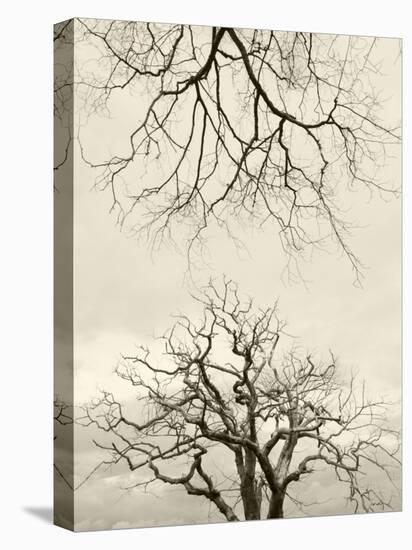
[55,21,402,530]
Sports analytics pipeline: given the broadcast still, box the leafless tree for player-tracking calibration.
[81,280,400,521]
[54,398,104,491]
[54,21,73,183]
[54,398,74,489]
[70,20,400,282]
[54,398,73,438]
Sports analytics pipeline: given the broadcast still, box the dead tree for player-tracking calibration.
[54,399,105,492]
[81,280,400,520]
[69,21,400,281]
[54,21,73,181]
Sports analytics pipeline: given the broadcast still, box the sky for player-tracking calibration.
[54,20,402,531]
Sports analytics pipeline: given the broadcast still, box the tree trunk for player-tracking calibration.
[241,484,261,520]
[267,490,285,519]
[240,449,262,520]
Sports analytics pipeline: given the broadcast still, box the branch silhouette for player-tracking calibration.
[80,280,400,520]
[69,21,400,282]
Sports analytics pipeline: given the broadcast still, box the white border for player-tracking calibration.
[1,1,409,548]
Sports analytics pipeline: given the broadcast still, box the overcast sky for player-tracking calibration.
[54,21,401,531]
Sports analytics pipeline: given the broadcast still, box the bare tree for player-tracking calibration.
[81,280,400,521]
[54,398,105,492]
[54,398,73,438]
[71,20,400,281]
[54,21,73,181]
[54,398,74,490]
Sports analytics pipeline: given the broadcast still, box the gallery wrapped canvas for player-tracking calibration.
[54,18,402,531]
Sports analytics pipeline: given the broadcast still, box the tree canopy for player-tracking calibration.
[53,20,401,281]
[81,280,400,521]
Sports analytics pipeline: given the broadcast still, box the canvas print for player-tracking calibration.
[54,18,402,531]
